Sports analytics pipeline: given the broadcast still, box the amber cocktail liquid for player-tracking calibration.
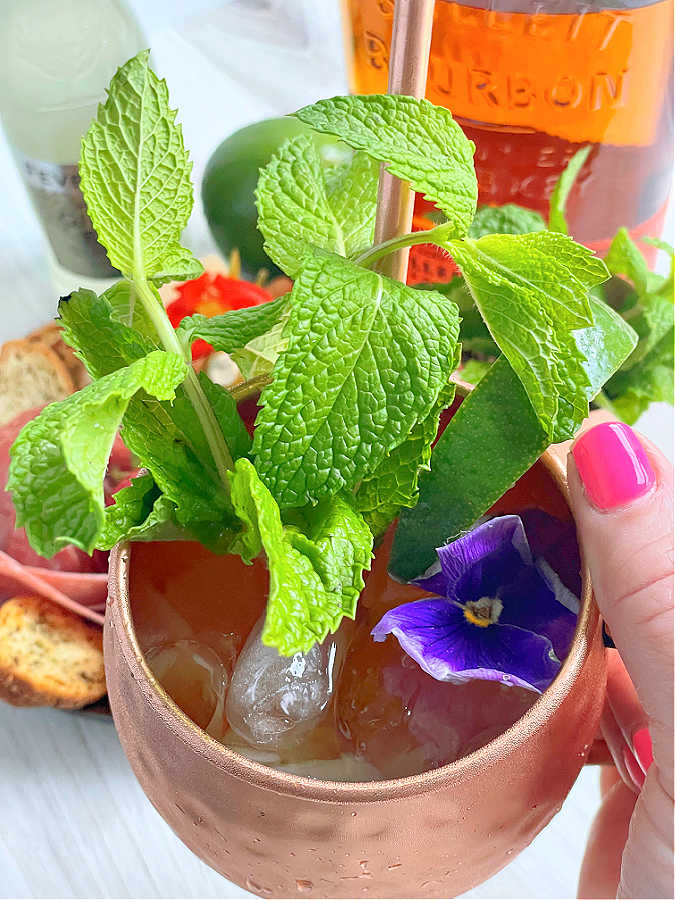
[342,0,673,283]
[129,456,580,782]
[130,529,536,781]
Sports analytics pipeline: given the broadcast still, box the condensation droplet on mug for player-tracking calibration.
[296,879,313,893]
[245,876,272,895]
[387,863,402,871]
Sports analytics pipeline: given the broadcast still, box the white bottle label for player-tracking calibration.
[16,151,118,279]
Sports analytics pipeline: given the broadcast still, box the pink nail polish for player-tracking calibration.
[623,747,646,790]
[633,727,654,775]
[572,422,655,510]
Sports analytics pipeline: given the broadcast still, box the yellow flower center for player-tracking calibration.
[463,596,503,628]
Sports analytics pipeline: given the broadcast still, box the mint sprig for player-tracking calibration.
[80,50,201,284]
[9,52,647,656]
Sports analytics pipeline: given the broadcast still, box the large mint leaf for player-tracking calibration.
[253,250,461,508]
[446,232,606,438]
[549,146,590,235]
[390,357,548,581]
[8,351,186,557]
[229,459,372,655]
[256,135,378,277]
[177,293,289,354]
[355,374,458,536]
[80,50,201,282]
[295,95,477,237]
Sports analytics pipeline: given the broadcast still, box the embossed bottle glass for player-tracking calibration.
[0,0,146,295]
[342,0,674,283]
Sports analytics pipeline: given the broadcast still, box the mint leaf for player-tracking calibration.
[287,494,373,626]
[469,204,546,238]
[605,326,674,424]
[102,280,160,340]
[326,150,379,256]
[97,473,185,550]
[355,375,458,536]
[59,288,155,377]
[390,357,549,581]
[577,296,638,397]
[295,95,477,237]
[197,372,251,462]
[256,135,378,277]
[549,146,590,235]
[177,293,289,354]
[8,351,186,557]
[253,250,461,507]
[230,311,290,380]
[604,230,673,370]
[229,459,372,654]
[447,232,606,437]
[606,228,653,294]
[80,50,200,282]
[553,295,638,439]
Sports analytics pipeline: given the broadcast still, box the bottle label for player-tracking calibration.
[348,0,673,146]
[16,153,118,279]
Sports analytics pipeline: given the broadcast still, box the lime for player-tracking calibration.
[202,117,348,278]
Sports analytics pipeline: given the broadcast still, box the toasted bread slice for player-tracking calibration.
[0,596,105,708]
[26,322,90,390]
[0,339,75,426]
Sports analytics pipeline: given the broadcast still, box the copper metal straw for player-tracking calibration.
[373,0,435,282]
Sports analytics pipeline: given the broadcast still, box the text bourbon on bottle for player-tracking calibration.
[342,0,673,283]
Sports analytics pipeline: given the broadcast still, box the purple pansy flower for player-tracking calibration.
[372,515,579,694]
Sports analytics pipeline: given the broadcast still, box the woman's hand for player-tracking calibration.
[566,421,673,899]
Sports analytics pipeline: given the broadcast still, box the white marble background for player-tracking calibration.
[0,2,672,898]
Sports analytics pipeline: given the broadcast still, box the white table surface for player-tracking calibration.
[0,3,672,898]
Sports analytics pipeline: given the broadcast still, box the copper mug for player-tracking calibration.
[104,385,606,899]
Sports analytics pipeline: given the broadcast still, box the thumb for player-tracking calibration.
[567,421,673,788]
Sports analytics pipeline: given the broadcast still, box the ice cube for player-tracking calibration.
[225,616,347,754]
[147,633,239,740]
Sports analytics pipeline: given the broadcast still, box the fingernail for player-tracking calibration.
[633,727,653,775]
[623,747,645,791]
[572,422,655,510]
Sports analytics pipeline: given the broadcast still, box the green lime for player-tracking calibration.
[202,117,348,278]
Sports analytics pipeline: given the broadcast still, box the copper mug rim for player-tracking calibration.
[107,381,597,805]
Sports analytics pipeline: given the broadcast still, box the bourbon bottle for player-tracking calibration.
[342,0,673,283]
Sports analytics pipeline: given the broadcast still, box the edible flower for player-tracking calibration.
[372,515,579,693]
[167,271,272,359]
